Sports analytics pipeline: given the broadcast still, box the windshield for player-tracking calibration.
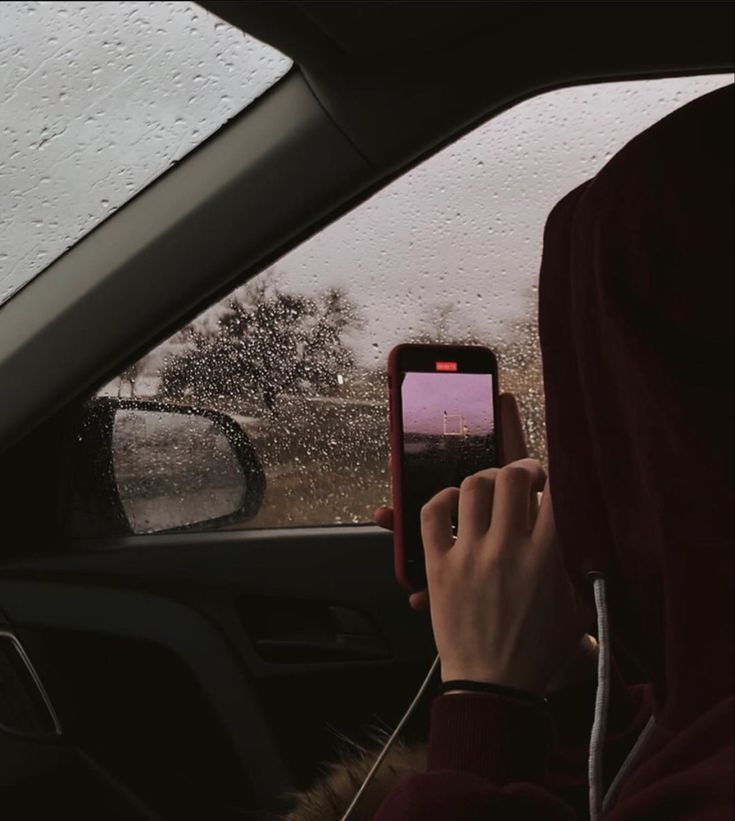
[0,1,292,307]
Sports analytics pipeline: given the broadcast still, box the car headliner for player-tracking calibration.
[202,1,734,168]
[0,1,732,454]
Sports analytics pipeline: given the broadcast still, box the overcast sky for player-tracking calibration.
[402,372,494,436]
[273,73,733,365]
[1,3,731,368]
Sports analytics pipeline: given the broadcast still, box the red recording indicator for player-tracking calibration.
[435,361,458,372]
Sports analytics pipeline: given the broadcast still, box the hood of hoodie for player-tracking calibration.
[538,84,734,735]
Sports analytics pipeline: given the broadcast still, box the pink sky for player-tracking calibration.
[401,372,494,435]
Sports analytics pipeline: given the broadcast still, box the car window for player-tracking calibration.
[0,1,291,306]
[81,73,732,535]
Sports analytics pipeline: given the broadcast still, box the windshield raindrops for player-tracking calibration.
[0,1,292,306]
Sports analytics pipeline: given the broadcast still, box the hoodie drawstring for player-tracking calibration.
[601,714,656,813]
[589,573,656,819]
[589,573,611,821]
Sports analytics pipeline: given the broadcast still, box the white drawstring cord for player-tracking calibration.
[339,653,441,821]
[589,573,656,817]
[602,714,655,813]
[589,574,610,821]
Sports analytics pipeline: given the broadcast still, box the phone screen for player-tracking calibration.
[399,369,498,568]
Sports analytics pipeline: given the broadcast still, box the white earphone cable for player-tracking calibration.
[339,653,441,821]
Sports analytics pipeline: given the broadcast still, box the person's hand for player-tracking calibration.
[420,466,585,692]
[374,392,595,693]
[375,392,529,612]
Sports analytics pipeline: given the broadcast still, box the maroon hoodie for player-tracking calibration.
[374,84,734,820]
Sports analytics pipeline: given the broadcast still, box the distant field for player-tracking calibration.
[238,396,391,528]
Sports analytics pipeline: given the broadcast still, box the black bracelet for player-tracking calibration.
[438,679,548,707]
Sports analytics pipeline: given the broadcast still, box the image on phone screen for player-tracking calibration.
[400,370,497,549]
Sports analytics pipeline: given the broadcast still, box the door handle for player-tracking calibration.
[255,633,389,663]
[241,601,390,663]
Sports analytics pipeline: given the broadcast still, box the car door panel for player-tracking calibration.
[0,527,436,819]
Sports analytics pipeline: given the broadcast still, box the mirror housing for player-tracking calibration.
[66,397,265,536]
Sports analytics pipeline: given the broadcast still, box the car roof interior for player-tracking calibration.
[0,1,732,456]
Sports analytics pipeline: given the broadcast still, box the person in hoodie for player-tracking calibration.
[275,83,733,821]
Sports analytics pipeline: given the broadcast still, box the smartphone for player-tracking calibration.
[388,343,501,590]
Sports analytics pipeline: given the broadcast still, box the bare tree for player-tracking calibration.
[159,274,362,413]
[117,360,141,398]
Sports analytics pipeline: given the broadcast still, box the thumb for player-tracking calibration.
[408,590,429,611]
[499,392,527,465]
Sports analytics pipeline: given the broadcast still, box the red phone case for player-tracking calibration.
[387,344,412,590]
[388,343,500,591]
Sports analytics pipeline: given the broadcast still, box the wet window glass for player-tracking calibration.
[92,74,733,532]
[0,1,291,306]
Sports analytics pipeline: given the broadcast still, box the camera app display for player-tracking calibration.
[400,370,497,552]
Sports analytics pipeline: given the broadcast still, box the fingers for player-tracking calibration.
[421,487,460,559]
[490,459,547,540]
[457,469,498,539]
[420,460,546,555]
[374,506,394,531]
[499,392,527,465]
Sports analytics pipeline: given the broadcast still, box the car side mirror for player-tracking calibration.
[66,397,265,536]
